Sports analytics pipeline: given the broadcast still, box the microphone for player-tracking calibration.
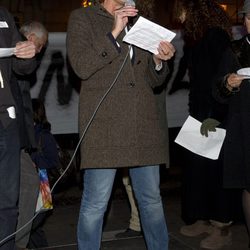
[124,0,136,27]
[124,0,135,7]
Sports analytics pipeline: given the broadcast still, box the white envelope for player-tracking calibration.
[175,116,226,160]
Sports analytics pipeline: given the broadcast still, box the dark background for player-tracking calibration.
[0,0,245,31]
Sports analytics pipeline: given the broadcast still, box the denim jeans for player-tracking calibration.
[77,165,168,250]
[0,121,20,250]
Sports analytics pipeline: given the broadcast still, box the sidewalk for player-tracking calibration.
[38,169,249,250]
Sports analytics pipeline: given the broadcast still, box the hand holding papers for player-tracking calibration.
[175,116,226,160]
[123,16,176,55]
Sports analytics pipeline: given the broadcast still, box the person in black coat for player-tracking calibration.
[213,1,250,247]
[26,98,59,249]
[173,0,237,249]
[0,7,36,250]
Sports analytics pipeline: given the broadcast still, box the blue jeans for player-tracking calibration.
[77,165,168,250]
[0,121,20,250]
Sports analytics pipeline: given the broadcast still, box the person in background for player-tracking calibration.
[173,0,237,249]
[15,21,48,250]
[25,98,59,249]
[115,170,142,238]
[66,0,175,249]
[0,7,36,250]
[212,1,250,248]
[19,21,48,55]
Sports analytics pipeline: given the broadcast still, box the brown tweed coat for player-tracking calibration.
[66,4,170,169]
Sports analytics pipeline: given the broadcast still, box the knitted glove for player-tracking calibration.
[200,118,220,137]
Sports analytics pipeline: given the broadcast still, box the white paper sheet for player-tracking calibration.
[6,106,16,119]
[0,48,15,58]
[123,16,176,54]
[175,116,226,160]
[237,67,250,79]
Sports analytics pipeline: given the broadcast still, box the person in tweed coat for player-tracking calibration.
[66,0,175,249]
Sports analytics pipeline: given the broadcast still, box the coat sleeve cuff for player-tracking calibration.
[107,32,121,53]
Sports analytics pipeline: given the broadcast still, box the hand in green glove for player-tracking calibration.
[200,118,221,137]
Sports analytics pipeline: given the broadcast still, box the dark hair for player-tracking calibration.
[32,98,51,130]
[136,0,155,20]
[173,0,232,44]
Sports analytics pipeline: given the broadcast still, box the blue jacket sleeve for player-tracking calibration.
[31,132,59,169]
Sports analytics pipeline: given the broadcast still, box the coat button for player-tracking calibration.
[129,82,135,87]
[102,51,107,57]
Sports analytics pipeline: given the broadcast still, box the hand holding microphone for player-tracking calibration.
[111,0,138,39]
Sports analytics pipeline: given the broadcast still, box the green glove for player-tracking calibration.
[200,118,221,137]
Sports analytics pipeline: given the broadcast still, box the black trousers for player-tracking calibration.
[181,149,242,224]
[27,211,51,248]
[0,121,20,250]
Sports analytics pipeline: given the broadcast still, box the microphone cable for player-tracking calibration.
[0,47,131,246]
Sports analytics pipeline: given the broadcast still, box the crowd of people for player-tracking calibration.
[1,0,250,250]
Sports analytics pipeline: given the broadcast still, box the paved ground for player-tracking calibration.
[33,167,250,250]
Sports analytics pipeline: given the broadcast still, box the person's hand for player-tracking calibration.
[226,73,245,91]
[200,118,221,137]
[112,5,138,39]
[153,41,175,66]
[14,41,36,59]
